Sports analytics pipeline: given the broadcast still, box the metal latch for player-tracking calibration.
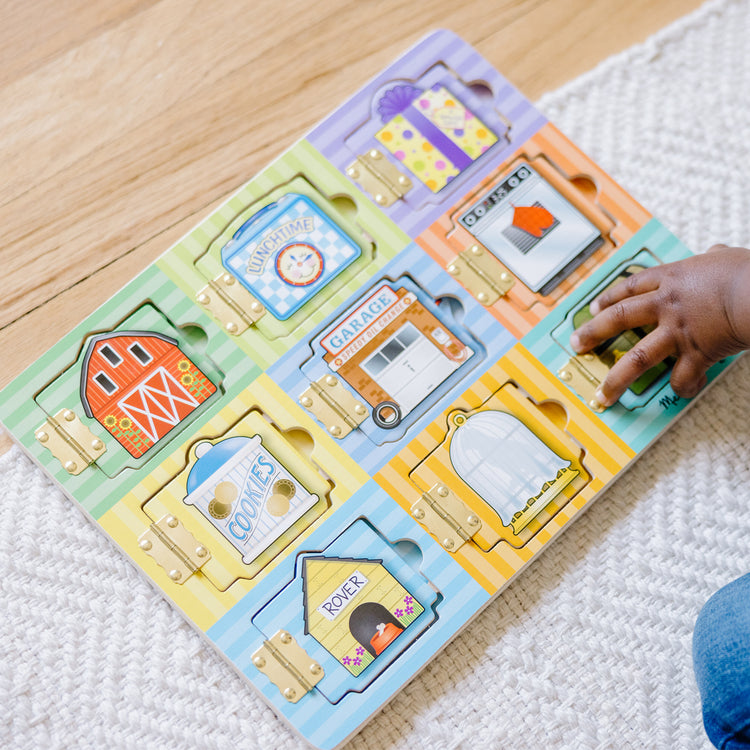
[346,149,412,207]
[252,630,324,703]
[138,515,210,584]
[510,466,580,534]
[35,409,106,475]
[557,354,611,412]
[446,245,514,305]
[411,484,481,553]
[196,272,265,336]
[299,375,368,438]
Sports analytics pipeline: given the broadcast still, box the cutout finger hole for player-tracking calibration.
[570,175,598,201]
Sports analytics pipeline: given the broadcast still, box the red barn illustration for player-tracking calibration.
[79,331,216,458]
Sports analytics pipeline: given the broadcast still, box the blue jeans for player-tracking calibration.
[694,573,750,748]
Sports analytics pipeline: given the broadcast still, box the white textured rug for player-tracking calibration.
[3,1,750,747]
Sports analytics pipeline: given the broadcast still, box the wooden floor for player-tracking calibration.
[0,0,702,454]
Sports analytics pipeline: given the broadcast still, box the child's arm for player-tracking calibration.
[569,245,750,407]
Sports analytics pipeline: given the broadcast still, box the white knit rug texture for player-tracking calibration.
[4,1,750,747]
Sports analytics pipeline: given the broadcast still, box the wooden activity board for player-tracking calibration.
[0,31,732,749]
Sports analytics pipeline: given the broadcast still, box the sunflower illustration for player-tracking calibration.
[103,415,117,428]
[177,359,191,372]
[181,373,194,386]
[119,417,132,430]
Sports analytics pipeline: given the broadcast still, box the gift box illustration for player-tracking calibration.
[183,435,319,564]
[374,84,498,193]
[220,193,362,320]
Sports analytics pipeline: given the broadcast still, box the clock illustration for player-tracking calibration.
[276,243,324,286]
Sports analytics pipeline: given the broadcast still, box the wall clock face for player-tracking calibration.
[276,243,324,286]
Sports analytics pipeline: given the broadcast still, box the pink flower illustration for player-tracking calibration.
[394,608,404,618]
[405,605,414,615]
[356,646,365,656]
[404,595,413,605]
[353,657,362,666]
[342,655,351,665]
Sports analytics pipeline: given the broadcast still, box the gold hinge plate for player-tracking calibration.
[346,149,412,207]
[252,630,324,703]
[196,273,265,336]
[35,409,107,475]
[299,375,368,439]
[138,515,210,585]
[510,466,580,534]
[411,483,482,553]
[447,245,514,306]
[558,353,610,412]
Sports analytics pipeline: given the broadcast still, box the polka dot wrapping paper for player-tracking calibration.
[375,84,498,192]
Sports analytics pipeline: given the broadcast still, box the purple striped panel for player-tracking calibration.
[307,30,547,239]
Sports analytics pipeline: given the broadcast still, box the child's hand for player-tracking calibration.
[569,245,750,407]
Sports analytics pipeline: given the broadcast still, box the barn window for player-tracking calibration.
[99,344,122,367]
[128,342,152,366]
[94,371,118,395]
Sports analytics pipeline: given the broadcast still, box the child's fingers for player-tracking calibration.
[668,354,711,398]
[589,265,662,315]
[594,328,674,407]
[570,292,659,353]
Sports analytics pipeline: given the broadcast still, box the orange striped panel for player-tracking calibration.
[375,343,636,594]
[416,122,652,338]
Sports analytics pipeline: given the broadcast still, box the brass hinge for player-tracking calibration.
[252,630,324,703]
[411,484,482,553]
[138,515,210,584]
[196,272,265,336]
[510,466,580,534]
[35,409,107,475]
[557,353,610,412]
[446,245,514,305]
[346,149,412,207]
[299,375,368,438]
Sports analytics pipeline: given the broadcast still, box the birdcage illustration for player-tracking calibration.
[447,410,579,533]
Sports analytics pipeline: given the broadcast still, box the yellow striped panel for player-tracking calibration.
[100,372,371,631]
[376,343,637,594]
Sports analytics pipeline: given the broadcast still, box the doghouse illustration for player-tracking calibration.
[301,556,424,676]
[79,331,216,458]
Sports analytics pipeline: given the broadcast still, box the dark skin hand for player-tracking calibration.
[569,244,750,407]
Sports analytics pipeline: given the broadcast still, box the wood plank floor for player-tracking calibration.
[0,0,703,453]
